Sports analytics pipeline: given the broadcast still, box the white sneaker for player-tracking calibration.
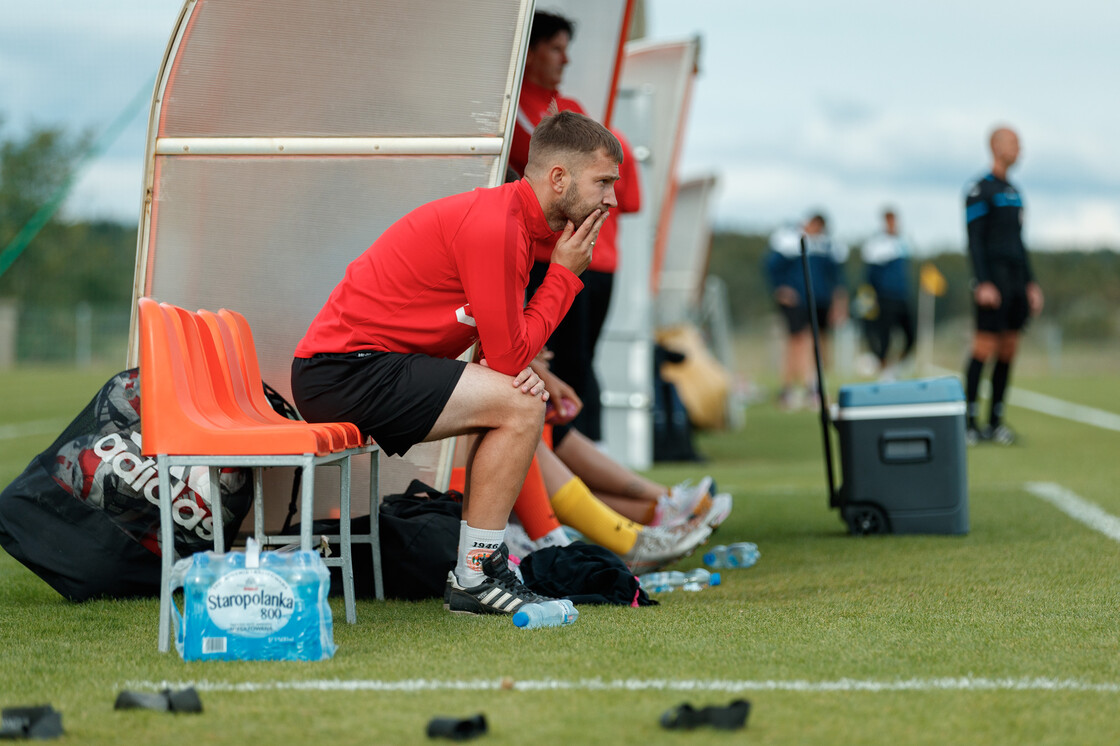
[533,526,572,550]
[503,519,535,561]
[654,477,715,528]
[622,521,713,574]
[705,493,733,530]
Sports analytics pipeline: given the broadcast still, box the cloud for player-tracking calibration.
[61,157,147,225]
[0,2,173,135]
[4,0,1118,254]
[648,0,1120,250]
[1031,200,1120,250]
[680,99,1120,251]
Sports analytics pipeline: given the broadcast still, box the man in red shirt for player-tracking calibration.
[292,111,620,615]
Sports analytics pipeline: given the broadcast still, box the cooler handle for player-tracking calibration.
[878,429,934,464]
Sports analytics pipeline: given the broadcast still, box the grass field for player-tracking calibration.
[1,343,1118,745]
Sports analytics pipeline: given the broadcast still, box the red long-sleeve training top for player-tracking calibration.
[295,179,582,376]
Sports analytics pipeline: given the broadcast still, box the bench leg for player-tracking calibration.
[298,455,315,551]
[253,467,266,546]
[339,456,356,624]
[369,449,384,601]
[157,454,175,654]
[209,465,225,554]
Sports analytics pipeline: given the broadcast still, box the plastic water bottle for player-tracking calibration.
[512,599,579,628]
[637,568,720,593]
[180,552,216,659]
[702,542,760,569]
[282,550,336,660]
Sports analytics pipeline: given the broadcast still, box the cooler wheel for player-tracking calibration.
[843,503,889,535]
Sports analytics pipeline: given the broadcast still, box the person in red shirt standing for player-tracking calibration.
[508,12,586,182]
[514,10,643,446]
[292,111,620,616]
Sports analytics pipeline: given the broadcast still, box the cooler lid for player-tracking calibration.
[838,376,964,408]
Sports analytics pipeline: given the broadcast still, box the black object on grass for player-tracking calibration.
[114,687,203,714]
[426,713,488,740]
[660,699,751,730]
[0,705,64,740]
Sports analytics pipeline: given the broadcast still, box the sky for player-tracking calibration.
[2,0,1119,255]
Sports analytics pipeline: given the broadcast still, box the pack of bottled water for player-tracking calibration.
[169,538,336,661]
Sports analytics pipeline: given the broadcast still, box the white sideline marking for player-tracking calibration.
[1025,482,1120,544]
[0,419,68,441]
[122,677,1120,694]
[928,366,1120,433]
[1010,389,1120,433]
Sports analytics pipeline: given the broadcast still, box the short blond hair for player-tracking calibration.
[527,111,623,172]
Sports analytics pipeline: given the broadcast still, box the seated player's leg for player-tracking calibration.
[426,362,545,528]
[425,362,553,614]
[553,427,729,530]
[535,440,712,573]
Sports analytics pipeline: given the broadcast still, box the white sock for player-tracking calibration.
[453,520,470,584]
[455,524,506,588]
[533,526,572,550]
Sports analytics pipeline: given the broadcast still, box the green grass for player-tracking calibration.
[1,355,1119,745]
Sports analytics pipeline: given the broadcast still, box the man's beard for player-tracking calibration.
[557,184,600,227]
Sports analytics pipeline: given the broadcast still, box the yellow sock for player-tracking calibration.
[550,477,640,554]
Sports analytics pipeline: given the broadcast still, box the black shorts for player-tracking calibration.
[975,263,1031,334]
[779,303,831,335]
[291,351,466,457]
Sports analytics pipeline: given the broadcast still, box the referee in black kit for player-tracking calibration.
[962,126,1044,445]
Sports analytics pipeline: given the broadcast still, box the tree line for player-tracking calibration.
[1,123,136,309]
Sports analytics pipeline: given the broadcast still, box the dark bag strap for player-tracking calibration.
[263,382,303,421]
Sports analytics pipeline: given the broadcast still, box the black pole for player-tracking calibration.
[799,235,839,508]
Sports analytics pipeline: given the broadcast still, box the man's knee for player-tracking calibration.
[997,332,1019,360]
[972,331,998,359]
[430,366,544,441]
[507,390,546,436]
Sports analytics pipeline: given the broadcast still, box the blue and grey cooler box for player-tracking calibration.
[830,376,969,535]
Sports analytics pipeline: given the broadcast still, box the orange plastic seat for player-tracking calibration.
[140,298,326,456]
[182,306,353,450]
[198,308,363,448]
[218,308,364,447]
[138,297,382,653]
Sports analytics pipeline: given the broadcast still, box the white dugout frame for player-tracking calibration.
[127,0,535,524]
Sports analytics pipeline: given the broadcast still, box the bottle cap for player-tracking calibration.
[710,572,722,586]
[702,551,716,565]
[512,611,530,628]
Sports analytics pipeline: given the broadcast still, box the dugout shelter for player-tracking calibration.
[598,36,703,469]
[127,0,638,527]
[127,0,538,527]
